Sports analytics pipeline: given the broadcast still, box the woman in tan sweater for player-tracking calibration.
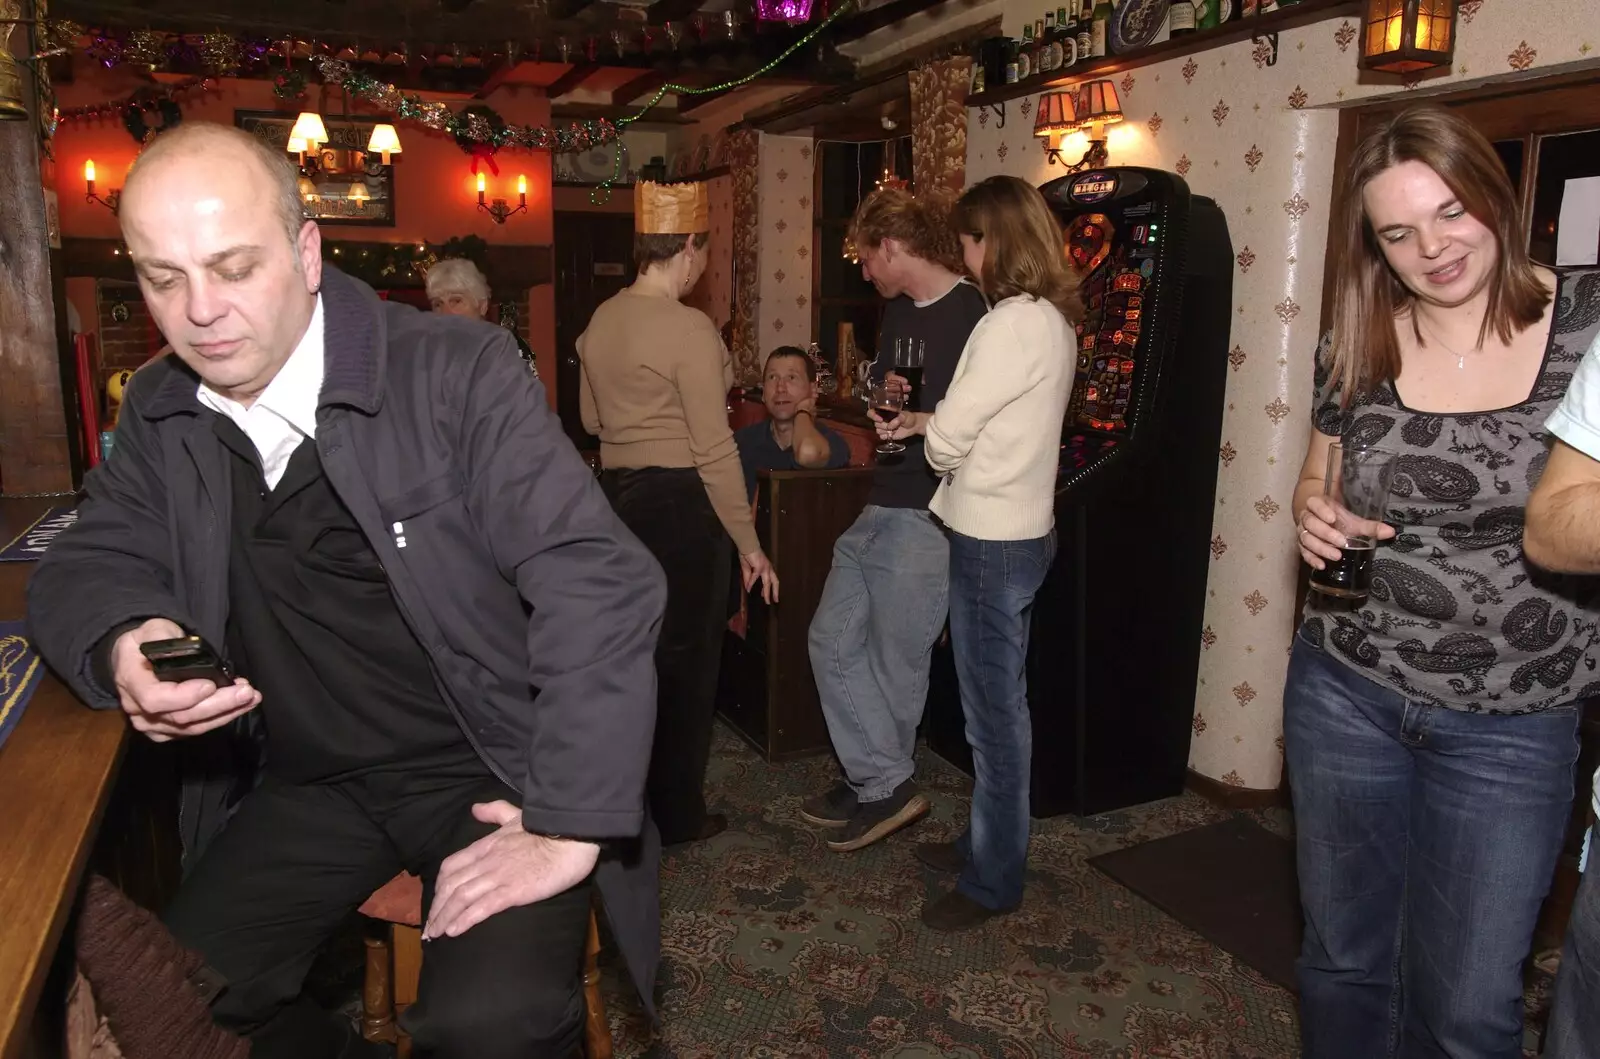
[578,180,778,845]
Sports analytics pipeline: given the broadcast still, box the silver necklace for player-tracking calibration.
[1417,317,1478,370]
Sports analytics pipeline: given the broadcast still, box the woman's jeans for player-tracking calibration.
[947,529,1055,912]
[600,468,732,845]
[1548,845,1600,1059]
[1283,633,1581,1059]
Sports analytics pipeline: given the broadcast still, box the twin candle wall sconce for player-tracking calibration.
[477,172,528,225]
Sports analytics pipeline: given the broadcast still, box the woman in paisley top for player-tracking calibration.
[1287,105,1600,1059]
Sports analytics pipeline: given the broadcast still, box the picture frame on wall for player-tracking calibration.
[235,111,396,227]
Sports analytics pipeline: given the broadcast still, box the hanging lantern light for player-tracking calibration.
[367,123,403,165]
[753,0,815,24]
[1359,0,1457,74]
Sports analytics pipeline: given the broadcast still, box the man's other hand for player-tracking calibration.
[423,800,602,940]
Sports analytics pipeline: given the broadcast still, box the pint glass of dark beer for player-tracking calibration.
[1309,442,1398,603]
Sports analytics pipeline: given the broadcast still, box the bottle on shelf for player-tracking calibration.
[1076,0,1094,59]
[1195,0,1218,30]
[1019,24,1034,78]
[1089,0,1111,57]
[1058,6,1077,66]
[1169,0,1197,35]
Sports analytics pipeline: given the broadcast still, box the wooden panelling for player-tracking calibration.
[0,91,73,494]
[717,468,876,761]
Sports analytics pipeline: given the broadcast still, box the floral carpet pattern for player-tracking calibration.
[590,724,1291,1057]
[590,723,1562,1057]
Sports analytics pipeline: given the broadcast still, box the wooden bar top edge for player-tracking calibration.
[0,498,130,1059]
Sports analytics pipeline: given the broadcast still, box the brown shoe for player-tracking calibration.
[914,840,967,874]
[826,781,929,853]
[920,889,1017,932]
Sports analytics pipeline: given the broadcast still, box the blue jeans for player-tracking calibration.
[1548,848,1600,1059]
[1284,634,1581,1059]
[947,529,1055,911]
[809,506,950,803]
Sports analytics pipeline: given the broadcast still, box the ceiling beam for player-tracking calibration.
[541,62,604,99]
[551,101,691,125]
[612,69,668,104]
[472,59,521,99]
[832,0,956,43]
[647,0,705,23]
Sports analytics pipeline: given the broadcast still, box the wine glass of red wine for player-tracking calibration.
[870,381,906,455]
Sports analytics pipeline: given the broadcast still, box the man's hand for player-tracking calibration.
[740,548,780,605]
[883,371,913,398]
[423,800,601,941]
[111,618,260,742]
[794,395,819,418]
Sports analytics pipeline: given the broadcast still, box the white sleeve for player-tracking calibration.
[1546,330,1600,460]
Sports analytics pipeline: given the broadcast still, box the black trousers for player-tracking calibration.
[600,468,732,844]
[163,762,594,1059]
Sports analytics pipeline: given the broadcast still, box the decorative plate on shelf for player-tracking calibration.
[1110,0,1169,54]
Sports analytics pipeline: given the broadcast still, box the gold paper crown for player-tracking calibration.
[635,180,709,235]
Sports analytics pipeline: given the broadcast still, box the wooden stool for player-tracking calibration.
[357,872,612,1059]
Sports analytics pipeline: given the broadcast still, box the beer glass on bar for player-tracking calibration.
[1309,442,1398,604]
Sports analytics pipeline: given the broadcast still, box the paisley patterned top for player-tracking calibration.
[1301,267,1600,714]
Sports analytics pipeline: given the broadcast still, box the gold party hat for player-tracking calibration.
[635,180,709,235]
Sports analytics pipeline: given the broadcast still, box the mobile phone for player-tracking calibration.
[139,636,235,686]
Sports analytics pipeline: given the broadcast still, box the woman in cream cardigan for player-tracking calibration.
[875,175,1080,931]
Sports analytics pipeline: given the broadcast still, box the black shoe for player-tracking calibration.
[826,780,929,853]
[914,840,966,874]
[662,812,728,847]
[798,781,858,828]
[920,889,1017,932]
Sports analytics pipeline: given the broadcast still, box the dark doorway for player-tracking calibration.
[552,211,636,449]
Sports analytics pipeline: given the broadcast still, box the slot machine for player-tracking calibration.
[925,167,1234,816]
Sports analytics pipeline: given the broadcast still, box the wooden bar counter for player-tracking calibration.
[0,498,127,1059]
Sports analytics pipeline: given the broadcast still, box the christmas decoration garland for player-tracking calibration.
[40,0,857,172]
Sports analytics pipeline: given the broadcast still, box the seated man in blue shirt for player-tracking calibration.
[735,346,851,501]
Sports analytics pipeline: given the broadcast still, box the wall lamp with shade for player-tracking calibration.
[1359,0,1457,73]
[84,159,120,213]
[366,123,402,165]
[288,111,328,170]
[1074,80,1124,170]
[477,171,528,224]
[1034,91,1080,167]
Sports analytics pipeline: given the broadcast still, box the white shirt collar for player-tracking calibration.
[196,294,324,436]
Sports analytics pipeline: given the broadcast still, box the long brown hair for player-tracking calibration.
[952,176,1082,321]
[1328,105,1549,400]
[848,187,963,272]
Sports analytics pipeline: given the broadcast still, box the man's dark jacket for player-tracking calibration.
[26,268,667,1008]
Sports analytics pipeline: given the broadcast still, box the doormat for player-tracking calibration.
[1088,814,1302,992]
[0,622,45,753]
[0,506,78,562]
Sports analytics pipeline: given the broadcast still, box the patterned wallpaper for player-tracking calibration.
[967,0,1600,790]
[756,133,817,366]
[685,174,734,331]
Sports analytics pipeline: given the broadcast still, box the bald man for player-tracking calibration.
[27,122,665,1059]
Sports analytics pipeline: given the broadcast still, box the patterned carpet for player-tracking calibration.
[588,722,1562,1058]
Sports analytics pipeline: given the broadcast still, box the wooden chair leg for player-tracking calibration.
[361,935,396,1044]
[392,924,423,1059]
[583,906,612,1059]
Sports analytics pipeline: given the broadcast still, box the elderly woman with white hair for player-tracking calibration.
[425,257,537,374]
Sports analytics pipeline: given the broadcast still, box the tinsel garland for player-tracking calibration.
[312,56,619,154]
[41,2,856,165]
